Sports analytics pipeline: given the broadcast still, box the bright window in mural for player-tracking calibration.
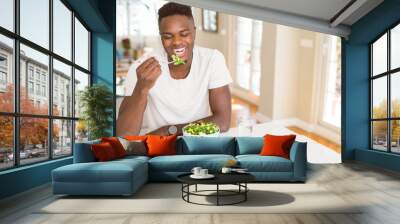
[116,0,165,96]
[0,0,91,171]
[321,36,341,128]
[371,23,400,154]
[235,17,263,96]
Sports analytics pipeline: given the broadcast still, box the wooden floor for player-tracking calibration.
[287,126,341,154]
[230,97,258,128]
[231,97,341,154]
[1,162,400,224]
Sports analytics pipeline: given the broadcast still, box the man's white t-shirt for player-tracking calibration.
[124,46,232,135]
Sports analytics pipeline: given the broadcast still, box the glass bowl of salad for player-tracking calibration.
[182,122,220,137]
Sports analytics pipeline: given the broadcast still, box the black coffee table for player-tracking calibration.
[177,172,255,206]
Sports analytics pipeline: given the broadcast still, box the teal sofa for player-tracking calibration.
[52,137,307,196]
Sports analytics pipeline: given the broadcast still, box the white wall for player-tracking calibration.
[272,25,300,120]
[297,30,318,123]
[258,23,276,119]
[193,9,230,61]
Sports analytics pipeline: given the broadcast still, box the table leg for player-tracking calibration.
[187,184,190,202]
[245,183,247,201]
[217,184,219,206]
[181,184,183,199]
[195,184,197,192]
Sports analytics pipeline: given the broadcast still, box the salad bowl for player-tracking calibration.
[182,122,220,137]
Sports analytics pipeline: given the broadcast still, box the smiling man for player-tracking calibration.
[117,2,232,136]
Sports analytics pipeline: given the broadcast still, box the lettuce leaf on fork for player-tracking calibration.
[171,54,185,65]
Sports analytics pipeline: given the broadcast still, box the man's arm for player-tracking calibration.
[116,88,148,136]
[116,57,161,136]
[200,85,231,132]
[147,85,232,135]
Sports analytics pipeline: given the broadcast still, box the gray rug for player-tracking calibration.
[38,183,362,214]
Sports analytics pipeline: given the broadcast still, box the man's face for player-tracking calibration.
[159,15,196,63]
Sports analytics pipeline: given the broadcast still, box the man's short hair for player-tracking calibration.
[158,2,193,24]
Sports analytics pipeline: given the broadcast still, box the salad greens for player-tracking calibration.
[171,54,185,65]
[183,122,220,135]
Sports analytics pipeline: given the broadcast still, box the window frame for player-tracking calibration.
[0,0,92,171]
[370,21,400,154]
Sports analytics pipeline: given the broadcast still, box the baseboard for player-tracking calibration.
[355,149,400,173]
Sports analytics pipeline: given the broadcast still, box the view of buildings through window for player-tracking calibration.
[371,23,400,153]
[0,0,91,170]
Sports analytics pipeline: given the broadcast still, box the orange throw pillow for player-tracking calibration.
[91,142,117,161]
[146,135,177,157]
[101,137,126,158]
[124,135,148,141]
[260,134,296,159]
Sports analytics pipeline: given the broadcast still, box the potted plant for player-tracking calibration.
[79,84,113,140]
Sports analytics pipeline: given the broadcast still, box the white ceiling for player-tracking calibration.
[226,0,352,22]
[173,0,384,37]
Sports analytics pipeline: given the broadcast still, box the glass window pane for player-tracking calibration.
[237,17,252,45]
[251,47,261,95]
[372,77,387,119]
[391,120,400,153]
[372,34,387,76]
[322,36,342,127]
[252,21,263,48]
[75,120,88,143]
[391,24,400,70]
[53,119,72,157]
[20,117,49,165]
[0,0,14,31]
[0,116,13,170]
[0,35,14,112]
[391,72,400,118]
[236,63,250,89]
[251,71,260,96]
[74,69,89,118]
[75,18,89,70]
[20,0,49,49]
[53,59,72,117]
[20,44,49,115]
[372,121,388,151]
[236,46,251,89]
[53,0,72,60]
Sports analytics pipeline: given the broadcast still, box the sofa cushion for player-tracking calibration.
[178,137,236,155]
[236,137,263,155]
[236,155,293,172]
[147,135,177,157]
[53,158,147,183]
[148,154,235,172]
[91,142,118,161]
[73,140,100,163]
[124,135,148,141]
[260,134,296,159]
[115,155,150,164]
[118,138,147,156]
[101,137,127,158]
